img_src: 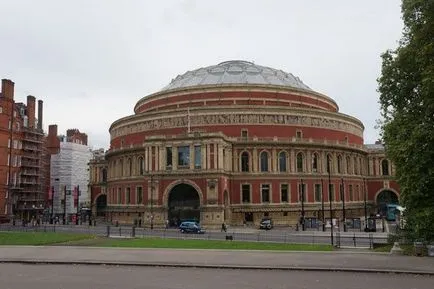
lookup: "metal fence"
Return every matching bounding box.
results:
[0,223,388,249]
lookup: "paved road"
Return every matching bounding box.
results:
[1,246,433,274]
[0,224,388,247]
[0,264,432,289]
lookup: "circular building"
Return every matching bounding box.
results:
[104,60,399,228]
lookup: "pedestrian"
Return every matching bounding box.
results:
[165,219,169,229]
[221,222,227,232]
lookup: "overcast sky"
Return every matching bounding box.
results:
[0,0,403,149]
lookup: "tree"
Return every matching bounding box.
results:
[378,0,434,242]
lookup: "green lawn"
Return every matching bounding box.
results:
[97,237,333,251]
[0,232,95,245]
[0,232,332,251]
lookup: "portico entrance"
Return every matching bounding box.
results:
[168,183,200,226]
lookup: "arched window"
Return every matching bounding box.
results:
[326,154,333,173]
[381,159,389,176]
[312,153,319,172]
[241,151,249,172]
[119,159,123,177]
[354,156,358,175]
[260,151,269,172]
[346,156,351,174]
[127,158,132,176]
[337,155,343,174]
[138,156,145,175]
[296,152,304,173]
[279,151,287,172]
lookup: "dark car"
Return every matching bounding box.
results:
[259,218,273,230]
[179,221,205,234]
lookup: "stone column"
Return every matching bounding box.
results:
[172,146,178,170]
[306,150,312,173]
[290,149,295,172]
[218,143,224,170]
[272,148,277,172]
[190,145,194,170]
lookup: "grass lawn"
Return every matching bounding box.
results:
[96,237,333,251]
[0,232,95,246]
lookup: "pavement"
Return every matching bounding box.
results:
[1,246,434,275]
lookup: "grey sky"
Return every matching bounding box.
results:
[0,0,403,149]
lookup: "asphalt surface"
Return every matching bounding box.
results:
[0,264,433,289]
[0,224,388,247]
[1,246,434,275]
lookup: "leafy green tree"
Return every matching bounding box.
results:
[378,0,434,242]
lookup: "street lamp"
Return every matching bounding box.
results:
[300,178,305,231]
[341,178,347,232]
[327,155,334,246]
[149,173,154,230]
[321,178,325,232]
[363,177,368,231]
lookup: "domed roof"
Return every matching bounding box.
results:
[161,60,312,92]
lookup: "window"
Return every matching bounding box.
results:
[166,147,173,168]
[381,159,389,176]
[354,156,358,175]
[278,151,287,172]
[328,184,335,201]
[241,129,248,139]
[194,145,201,169]
[126,187,131,204]
[260,151,269,172]
[138,157,145,175]
[117,188,122,204]
[339,184,344,202]
[346,156,351,174]
[298,183,306,202]
[312,153,319,172]
[296,153,304,172]
[241,184,250,203]
[102,169,107,182]
[314,184,322,202]
[136,186,143,204]
[241,151,249,172]
[177,145,190,167]
[326,154,333,173]
[296,130,302,138]
[349,184,353,201]
[261,184,270,203]
[127,158,132,176]
[337,155,343,174]
[281,184,289,203]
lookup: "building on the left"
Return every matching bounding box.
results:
[0,79,53,222]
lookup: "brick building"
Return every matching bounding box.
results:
[0,79,50,221]
[89,60,400,228]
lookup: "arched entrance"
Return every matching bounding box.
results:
[376,190,399,216]
[95,194,107,217]
[168,183,200,226]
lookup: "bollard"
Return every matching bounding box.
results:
[107,225,111,237]
[119,226,122,237]
[132,226,136,238]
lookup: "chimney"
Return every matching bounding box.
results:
[48,124,58,137]
[37,100,43,130]
[27,95,36,129]
[1,79,15,100]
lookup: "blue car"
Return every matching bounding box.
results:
[179,221,204,234]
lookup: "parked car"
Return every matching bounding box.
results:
[259,218,273,230]
[179,221,205,234]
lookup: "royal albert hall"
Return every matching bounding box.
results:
[99,60,400,228]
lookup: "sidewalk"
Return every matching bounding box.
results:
[0,246,433,275]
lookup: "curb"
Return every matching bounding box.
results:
[1,259,433,276]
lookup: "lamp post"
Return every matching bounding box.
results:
[150,173,154,230]
[341,178,346,232]
[327,155,333,246]
[363,178,368,231]
[321,178,325,232]
[300,178,305,231]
